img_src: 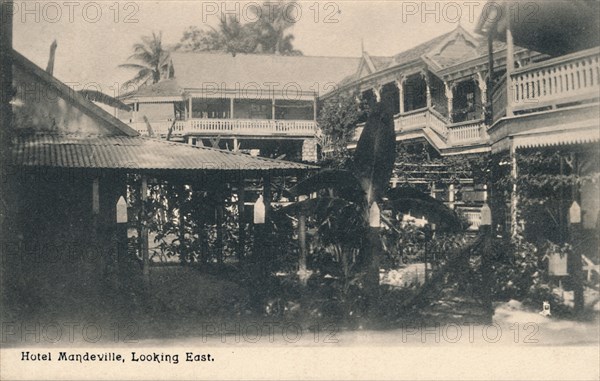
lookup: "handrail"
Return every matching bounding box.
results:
[396,107,429,118]
[512,46,600,76]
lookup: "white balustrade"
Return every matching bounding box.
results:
[394,108,428,132]
[457,207,483,230]
[447,120,487,145]
[508,47,600,113]
[131,118,317,137]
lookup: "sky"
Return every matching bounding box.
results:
[12,0,487,96]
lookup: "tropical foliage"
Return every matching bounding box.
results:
[119,31,171,89]
[176,1,302,56]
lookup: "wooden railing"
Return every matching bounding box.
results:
[511,47,600,111]
[457,206,483,231]
[394,108,429,132]
[129,118,318,137]
[428,109,449,138]
[447,119,487,145]
[492,47,600,123]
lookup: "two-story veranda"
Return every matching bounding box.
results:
[119,53,360,162]
[324,26,546,230]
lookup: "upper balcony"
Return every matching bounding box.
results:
[128,118,319,139]
[492,47,600,124]
[350,107,489,153]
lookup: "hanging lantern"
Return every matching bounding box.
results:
[116,196,128,224]
[254,195,265,224]
[481,202,492,226]
[568,201,581,224]
[369,202,381,228]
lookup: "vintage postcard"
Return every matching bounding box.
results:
[1,0,599,380]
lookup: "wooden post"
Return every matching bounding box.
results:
[445,82,454,122]
[263,174,271,221]
[568,201,584,313]
[179,184,186,263]
[271,98,276,120]
[115,191,128,289]
[140,175,149,287]
[262,174,272,277]
[396,77,405,114]
[188,97,193,119]
[505,5,515,117]
[448,184,455,210]
[313,97,317,121]
[487,32,495,124]
[215,189,224,267]
[366,202,382,318]
[237,181,246,261]
[425,73,432,108]
[480,203,494,324]
[510,142,518,237]
[298,205,308,284]
[229,97,234,119]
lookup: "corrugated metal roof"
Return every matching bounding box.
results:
[11,134,317,172]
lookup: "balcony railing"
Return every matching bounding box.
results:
[447,119,488,145]
[457,206,483,231]
[128,118,318,137]
[350,107,487,148]
[492,47,600,123]
[512,47,599,111]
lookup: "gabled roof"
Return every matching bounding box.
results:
[11,134,316,172]
[329,26,522,95]
[168,52,361,96]
[12,50,139,137]
[390,29,457,67]
[10,50,316,173]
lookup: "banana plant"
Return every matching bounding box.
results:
[281,102,464,317]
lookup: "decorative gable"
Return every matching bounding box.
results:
[424,27,481,70]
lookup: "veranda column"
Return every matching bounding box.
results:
[448,183,455,210]
[486,32,495,124]
[445,81,454,122]
[373,85,382,103]
[396,76,405,114]
[505,5,515,117]
[229,97,234,118]
[297,199,309,285]
[477,72,488,119]
[510,141,518,237]
[423,71,432,108]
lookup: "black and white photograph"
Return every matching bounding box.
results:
[0,1,599,380]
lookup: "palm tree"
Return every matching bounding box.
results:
[119,31,170,90]
[251,0,302,55]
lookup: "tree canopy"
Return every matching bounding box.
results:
[175,1,302,56]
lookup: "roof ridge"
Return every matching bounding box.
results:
[170,51,360,60]
[138,137,319,167]
[12,49,140,138]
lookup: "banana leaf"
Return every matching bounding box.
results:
[384,186,466,232]
[351,103,396,204]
